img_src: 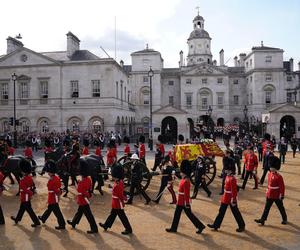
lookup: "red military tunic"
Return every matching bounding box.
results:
[47,175,62,205]
[139,143,146,159]
[245,153,258,171]
[8,146,15,156]
[124,145,130,155]
[111,180,127,209]
[266,172,285,200]
[24,147,33,159]
[177,178,190,206]
[82,146,89,155]
[76,177,92,206]
[19,175,34,202]
[95,147,102,157]
[159,143,165,157]
[221,175,238,204]
[107,147,117,166]
[44,146,54,154]
[262,140,274,157]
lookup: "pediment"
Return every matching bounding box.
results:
[269,103,300,113]
[0,47,60,67]
[153,105,188,115]
[182,64,226,76]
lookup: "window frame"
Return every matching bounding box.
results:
[71,80,79,98]
[92,80,101,97]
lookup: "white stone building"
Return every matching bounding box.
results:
[0,13,299,142]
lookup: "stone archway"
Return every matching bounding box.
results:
[280,115,296,140]
[161,116,178,144]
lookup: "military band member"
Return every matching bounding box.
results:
[99,163,132,235]
[152,155,177,204]
[191,156,211,199]
[67,160,98,234]
[11,159,40,227]
[207,163,245,232]
[38,160,66,230]
[125,154,151,205]
[241,147,258,190]
[255,155,287,226]
[166,160,205,234]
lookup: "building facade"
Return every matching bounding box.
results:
[0,13,299,141]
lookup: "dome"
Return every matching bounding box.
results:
[193,15,204,22]
[188,29,211,40]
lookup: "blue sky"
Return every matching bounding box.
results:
[0,0,299,67]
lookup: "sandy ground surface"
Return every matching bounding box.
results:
[0,151,299,250]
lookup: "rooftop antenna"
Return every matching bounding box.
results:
[100,46,111,58]
[15,33,22,39]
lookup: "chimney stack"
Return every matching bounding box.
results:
[213,60,217,66]
[120,60,124,67]
[239,53,246,67]
[179,50,183,67]
[289,58,294,72]
[66,32,80,58]
[6,36,23,54]
[234,56,238,67]
[219,49,224,66]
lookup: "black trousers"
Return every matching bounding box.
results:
[258,151,263,162]
[104,209,132,232]
[241,164,246,179]
[279,153,286,164]
[193,177,211,198]
[15,201,40,224]
[154,180,176,203]
[71,205,98,231]
[292,148,297,158]
[260,168,269,185]
[152,158,162,171]
[261,198,287,222]
[213,203,245,229]
[128,181,151,203]
[235,157,241,175]
[40,203,65,227]
[170,205,205,231]
[0,205,4,224]
[242,170,258,189]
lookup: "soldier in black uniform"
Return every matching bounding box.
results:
[191,156,211,199]
[125,154,151,205]
[151,143,163,172]
[220,150,236,195]
[290,137,297,158]
[259,145,274,185]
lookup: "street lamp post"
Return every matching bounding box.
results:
[148,67,154,150]
[11,73,17,148]
[206,105,213,137]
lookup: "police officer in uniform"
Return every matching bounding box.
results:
[38,160,66,230]
[67,160,98,234]
[191,156,211,199]
[125,154,151,205]
[11,159,40,227]
[255,155,287,226]
[99,163,132,235]
[166,160,205,234]
[207,161,245,232]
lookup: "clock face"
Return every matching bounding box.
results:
[21,54,28,62]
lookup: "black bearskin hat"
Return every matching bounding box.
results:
[25,140,31,147]
[108,139,116,148]
[264,133,271,141]
[139,135,145,143]
[45,160,56,173]
[83,139,89,147]
[19,159,32,174]
[123,136,130,144]
[180,160,191,177]
[44,138,51,147]
[178,134,184,142]
[80,159,89,177]
[158,134,163,142]
[227,162,236,174]
[269,155,281,170]
[111,163,124,179]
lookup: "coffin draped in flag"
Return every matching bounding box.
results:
[175,140,224,164]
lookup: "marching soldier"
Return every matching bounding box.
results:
[241,147,258,190]
[99,163,132,235]
[207,162,245,232]
[151,143,163,172]
[191,156,211,199]
[23,141,37,176]
[125,154,151,205]
[82,139,89,156]
[106,140,117,167]
[123,136,131,157]
[138,135,146,165]
[38,160,66,230]
[152,155,177,204]
[220,150,235,195]
[11,159,40,227]
[259,145,274,185]
[166,160,205,234]
[255,155,287,226]
[278,137,287,164]
[0,170,5,225]
[67,160,98,234]
[94,140,102,157]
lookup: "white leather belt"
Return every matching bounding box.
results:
[178,192,184,195]
[224,190,232,193]
[268,186,279,189]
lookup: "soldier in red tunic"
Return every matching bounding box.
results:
[158,134,165,158]
[166,160,205,234]
[241,147,258,190]
[38,160,66,230]
[94,140,102,157]
[123,136,131,157]
[107,140,117,167]
[255,155,287,225]
[23,141,37,176]
[138,135,146,165]
[11,159,40,227]
[0,170,5,224]
[82,139,89,156]
[67,160,98,234]
[207,162,245,232]
[99,163,132,235]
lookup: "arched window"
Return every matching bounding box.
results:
[263,84,275,107]
[67,117,82,132]
[197,88,212,110]
[41,120,49,133]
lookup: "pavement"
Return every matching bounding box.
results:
[0,145,299,249]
